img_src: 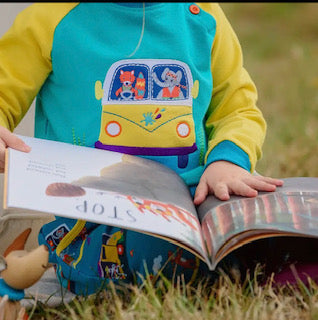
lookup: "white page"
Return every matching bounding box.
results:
[5,135,208,262]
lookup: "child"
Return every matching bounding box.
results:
[0,3,283,294]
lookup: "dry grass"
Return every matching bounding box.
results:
[31,271,318,320]
[29,3,318,319]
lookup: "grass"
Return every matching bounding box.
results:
[27,3,318,319]
[30,271,318,320]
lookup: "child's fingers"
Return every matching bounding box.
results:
[0,126,31,152]
[0,127,31,172]
[257,175,284,187]
[213,183,231,201]
[248,176,280,192]
[226,180,258,199]
[193,181,209,205]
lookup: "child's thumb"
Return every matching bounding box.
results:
[0,127,31,152]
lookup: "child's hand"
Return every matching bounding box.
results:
[0,126,31,172]
[194,160,284,205]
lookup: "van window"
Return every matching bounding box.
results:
[152,64,189,101]
[108,64,150,101]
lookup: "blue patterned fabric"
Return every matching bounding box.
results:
[0,278,24,301]
[38,218,213,295]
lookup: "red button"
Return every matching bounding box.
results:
[189,4,200,15]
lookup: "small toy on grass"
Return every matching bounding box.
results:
[0,228,50,320]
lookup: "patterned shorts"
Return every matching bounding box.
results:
[38,217,214,295]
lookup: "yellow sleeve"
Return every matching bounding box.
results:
[0,3,78,130]
[197,3,266,172]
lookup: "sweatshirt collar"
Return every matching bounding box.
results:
[114,2,158,7]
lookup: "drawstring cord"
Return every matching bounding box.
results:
[127,2,146,57]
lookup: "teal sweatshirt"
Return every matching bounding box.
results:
[0,3,266,186]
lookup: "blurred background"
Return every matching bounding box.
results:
[221,3,318,178]
[0,3,318,180]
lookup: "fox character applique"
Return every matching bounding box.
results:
[115,70,137,100]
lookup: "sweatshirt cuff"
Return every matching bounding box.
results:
[205,140,251,172]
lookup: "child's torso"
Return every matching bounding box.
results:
[35,3,216,180]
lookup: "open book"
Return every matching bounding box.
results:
[3,135,318,270]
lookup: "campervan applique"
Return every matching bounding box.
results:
[94,59,199,168]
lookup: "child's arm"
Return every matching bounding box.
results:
[194,161,283,205]
[201,3,265,174]
[0,4,77,170]
[0,4,58,133]
[0,4,54,171]
[194,4,283,203]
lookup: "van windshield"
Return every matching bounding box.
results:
[106,62,189,103]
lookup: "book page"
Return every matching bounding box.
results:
[4,135,207,262]
[197,178,318,269]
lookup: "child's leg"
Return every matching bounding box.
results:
[38,218,215,295]
[124,229,213,285]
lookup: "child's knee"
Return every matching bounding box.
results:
[125,230,211,284]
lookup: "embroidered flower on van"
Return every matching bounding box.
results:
[140,108,166,126]
[140,112,156,126]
